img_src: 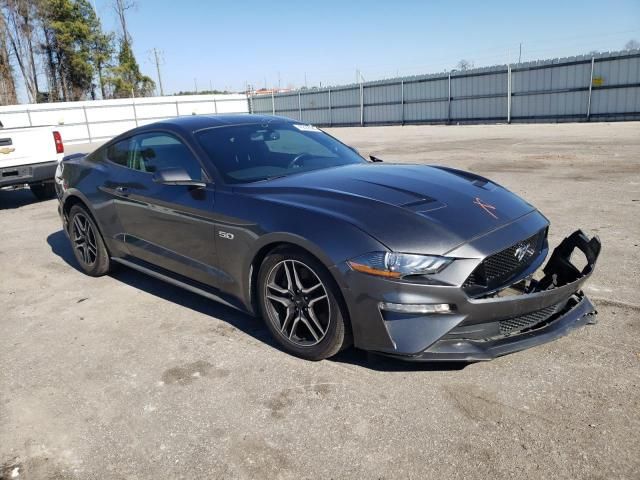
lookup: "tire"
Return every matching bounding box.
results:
[68,204,111,276]
[258,247,351,360]
[29,182,56,200]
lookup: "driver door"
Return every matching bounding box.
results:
[108,131,221,288]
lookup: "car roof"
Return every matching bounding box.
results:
[152,114,295,133]
[103,114,301,147]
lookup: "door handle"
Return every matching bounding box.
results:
[115,186,129,196]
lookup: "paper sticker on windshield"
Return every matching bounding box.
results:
[293,124,320,132]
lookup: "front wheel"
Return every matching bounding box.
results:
[258,248,351,360]
[68,204,112,276]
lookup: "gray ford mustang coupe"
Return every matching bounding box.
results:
[55,115,601,361]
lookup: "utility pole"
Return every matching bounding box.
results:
[152,48,164,96]
[518,42,522,63]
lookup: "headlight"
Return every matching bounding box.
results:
[347,252,453,279]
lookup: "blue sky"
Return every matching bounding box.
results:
[95,0,640,94]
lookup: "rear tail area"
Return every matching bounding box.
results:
[55,152,87,198]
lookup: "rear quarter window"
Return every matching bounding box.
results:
[105,138,131,166]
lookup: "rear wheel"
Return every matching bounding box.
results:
[258,248,351,360]
[68,204,111,276]
[29,182,56,200]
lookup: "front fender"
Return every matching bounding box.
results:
[213,190,388,314]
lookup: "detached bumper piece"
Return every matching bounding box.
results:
[386,230,601,362]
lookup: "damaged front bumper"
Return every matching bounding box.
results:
[340,229,602,362]
[408,293,596,361]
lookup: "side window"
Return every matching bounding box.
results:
[106,133,204,181]
[131,133,203,180]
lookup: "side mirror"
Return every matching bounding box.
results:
[369,155,384,163]
[152,167,206,187]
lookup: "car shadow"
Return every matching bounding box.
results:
[47,229,470,372]
[0,188,42,210]
[46,229,275,348]
[328,348,469,372]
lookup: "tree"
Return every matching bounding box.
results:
[91,29,113,99]
[3,0,41,102]
[40,14,60,101]
[38,0,101,101]
[0,0,150,103]
[109,0,154,98]
[625,39,640,50]
[108,39,153,97]
[113,0,132,44]
[456,59,473,71]
[36,0,117,101]
[0,10,17,104]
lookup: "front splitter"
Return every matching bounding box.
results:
[376,295,597,362]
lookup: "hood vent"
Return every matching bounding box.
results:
[400,197,448,214]
[432,165,497,191]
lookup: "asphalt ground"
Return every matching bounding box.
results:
[1,121,639,479]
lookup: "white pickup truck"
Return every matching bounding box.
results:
[0,122,64,200]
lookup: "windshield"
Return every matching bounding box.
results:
[195,122,366,184]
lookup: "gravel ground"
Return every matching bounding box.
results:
[1,121,639,479]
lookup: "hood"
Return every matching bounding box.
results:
[241,163,537,255]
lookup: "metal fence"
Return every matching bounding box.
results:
[251,50,640,126]
[0,93,249,144]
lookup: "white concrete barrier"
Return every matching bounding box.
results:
[0,94,249,144]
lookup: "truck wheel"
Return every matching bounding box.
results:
[30,182,56,200]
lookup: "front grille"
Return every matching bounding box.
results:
[499,304,558,335]
[463,229,546,293]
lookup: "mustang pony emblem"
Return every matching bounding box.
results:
[473,197,498,219]
[514,243,535,262]
[0,147,15,154]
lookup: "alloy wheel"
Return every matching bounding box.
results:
[72,213,98,266]
[264,260,331,347]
